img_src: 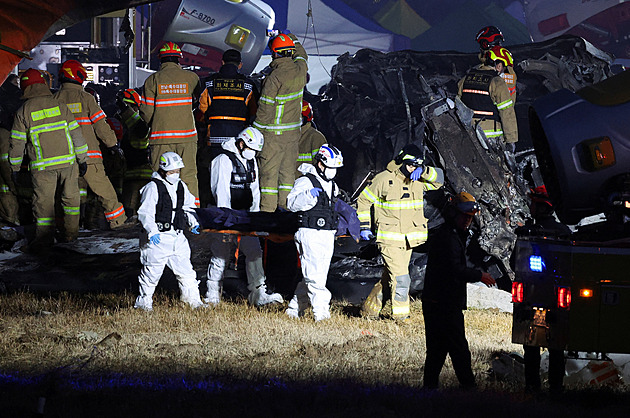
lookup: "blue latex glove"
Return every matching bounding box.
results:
[149,234,160,245]
[360,229,374,241]
[310,187,322,198]
[190,225,200,235]
[410,167,424,181]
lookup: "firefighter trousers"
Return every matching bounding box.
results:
[258,130,300,212]
[150,142,199,207]
[31,164,80,249]
[0,182,19,224]
[361,243,412,320]
[81,162,127,228]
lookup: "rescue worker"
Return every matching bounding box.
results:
[140,42,203,207]
[253,32,308,212]
[54,59,130,230]
[458,45,518,147]
[9,69,88,250]
[206,127,283,306]
[295,100,326,176]
[475,26,517,99]
[135,151,206,311]
[116,88,152,216]
[0,76,22,225]
[421,192,496,389]
[198,49,258,208]
[286,144,343,322]
[358,145,444,321]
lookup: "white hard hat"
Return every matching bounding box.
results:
[159,152,185,171]
[236,126,264,152]
[314,144,343,168]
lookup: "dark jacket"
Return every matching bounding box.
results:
[422,220,482,310]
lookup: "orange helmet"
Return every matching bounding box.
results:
[269,34,295,56]
[122,88,141,106]
[453,192,480,215]
[60,60,88,84]
[302,100,313,123]
[159,41,183,59]
[486,46,513,67]
[20,69,46,90]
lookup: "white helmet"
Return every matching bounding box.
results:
[237,127,264,152]
[159,152,185,171]
[314,144,343,168]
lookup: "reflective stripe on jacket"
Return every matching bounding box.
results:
[296,122,326,165]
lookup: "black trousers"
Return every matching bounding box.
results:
[523,345,565,392]
[422,300,476,389]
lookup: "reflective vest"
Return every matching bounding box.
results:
[299,173,338,230]
[152,178,187,232]
[460,69,500,121]
[221,150,256,211]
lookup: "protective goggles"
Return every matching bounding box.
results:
[401,156,423,167]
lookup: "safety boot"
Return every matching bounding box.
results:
[204,281,221,305]
[248,285,283,307]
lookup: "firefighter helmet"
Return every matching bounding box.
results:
[453,191,480,215]
[159,152,185,171]
[396,144,424,167]
[122,88,141,106]
[60,60,88,84]
[19,69,46,90]
[475,25,504,50]
[159,42,183,59]
[302,100,313,124]
[269,34,295,56]
[236,127,264,152]
[486,46,513,67]
[314,144,343,168]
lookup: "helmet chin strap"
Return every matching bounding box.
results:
[315,162,331,181]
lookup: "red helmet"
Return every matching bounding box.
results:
[529,185,553,207]
[475,25,504,50]
[159,41,183,59]
[302,100,313,124]
[20,69,46,90]
[106,118,124,141]
[269,34,295,56]
[486,46,513,67]
[60,60,88,84]
[122,88,141,106]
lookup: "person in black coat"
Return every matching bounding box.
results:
[421,191,496,389]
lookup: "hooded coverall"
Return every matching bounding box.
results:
[286,163,338,321]
[9,83,88,248]
[140,61,203,206]
[54,83,128,228]
[135,171,204,310]
[0,127,19,224]
[457,64,518,144]
[358,160,444,320]
[254,34,308,212]
[295,121,326,177]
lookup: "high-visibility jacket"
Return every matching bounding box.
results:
[140,61,202,144]
[458,64,518,144]
[9,83,88,171]
[296,122,326,167]
[54,82,117,165]
[357,160,443,247]
[253,41,308,135]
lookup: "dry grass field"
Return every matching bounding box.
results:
[1,290,630,417]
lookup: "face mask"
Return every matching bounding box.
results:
[242,148,256,160]
[165,173,180,184]
[324,168,337,180]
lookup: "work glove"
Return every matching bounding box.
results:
[78,162,88,177]
[360,229,374,241]
[109,144,125,159]
[310,187,322,198]
[410,166,424,181]
[149,234,161,245]
[190,225,200,235]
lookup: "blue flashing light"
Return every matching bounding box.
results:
[529,255,544,272]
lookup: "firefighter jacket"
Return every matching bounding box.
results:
[357,160,444,247]
[210,137,260,212]
[253,41,308,135]
[287,163,338,223]
[297,122,326,166]
[10,83,88,172]
[118,107,150,170]
[54,83,117,165]
[198,64,258,143]
[502,66,517,100]
[140,61,202,144]
[457,64,518,144]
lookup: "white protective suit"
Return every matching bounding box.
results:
[286,163,338,321]
[135,171,204,310]
[207,138,283,306]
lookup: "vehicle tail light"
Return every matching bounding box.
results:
[512,282,524,303]
[557,287,571,309]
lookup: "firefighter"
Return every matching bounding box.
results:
[116,88,152,216]
[421,192,496,389]
[9,69,88,251]
[0,76,22,225]
[198,49,259,208]
[54,59,130,230]
[295,100,326,176]
[140,42,203,207]
[358,144,444,321]
[253,32,308,212]
[206,127,283,306]
[135,152,206,311]
[458,46,518,147]
[475,26,517,100]
[286,144,343,322]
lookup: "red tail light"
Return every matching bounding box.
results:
[511,282,524,303]
[557,287,571,309]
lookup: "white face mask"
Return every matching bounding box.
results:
[324,168,337,180]
[242,148,256,160]
[165,173,180,184]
